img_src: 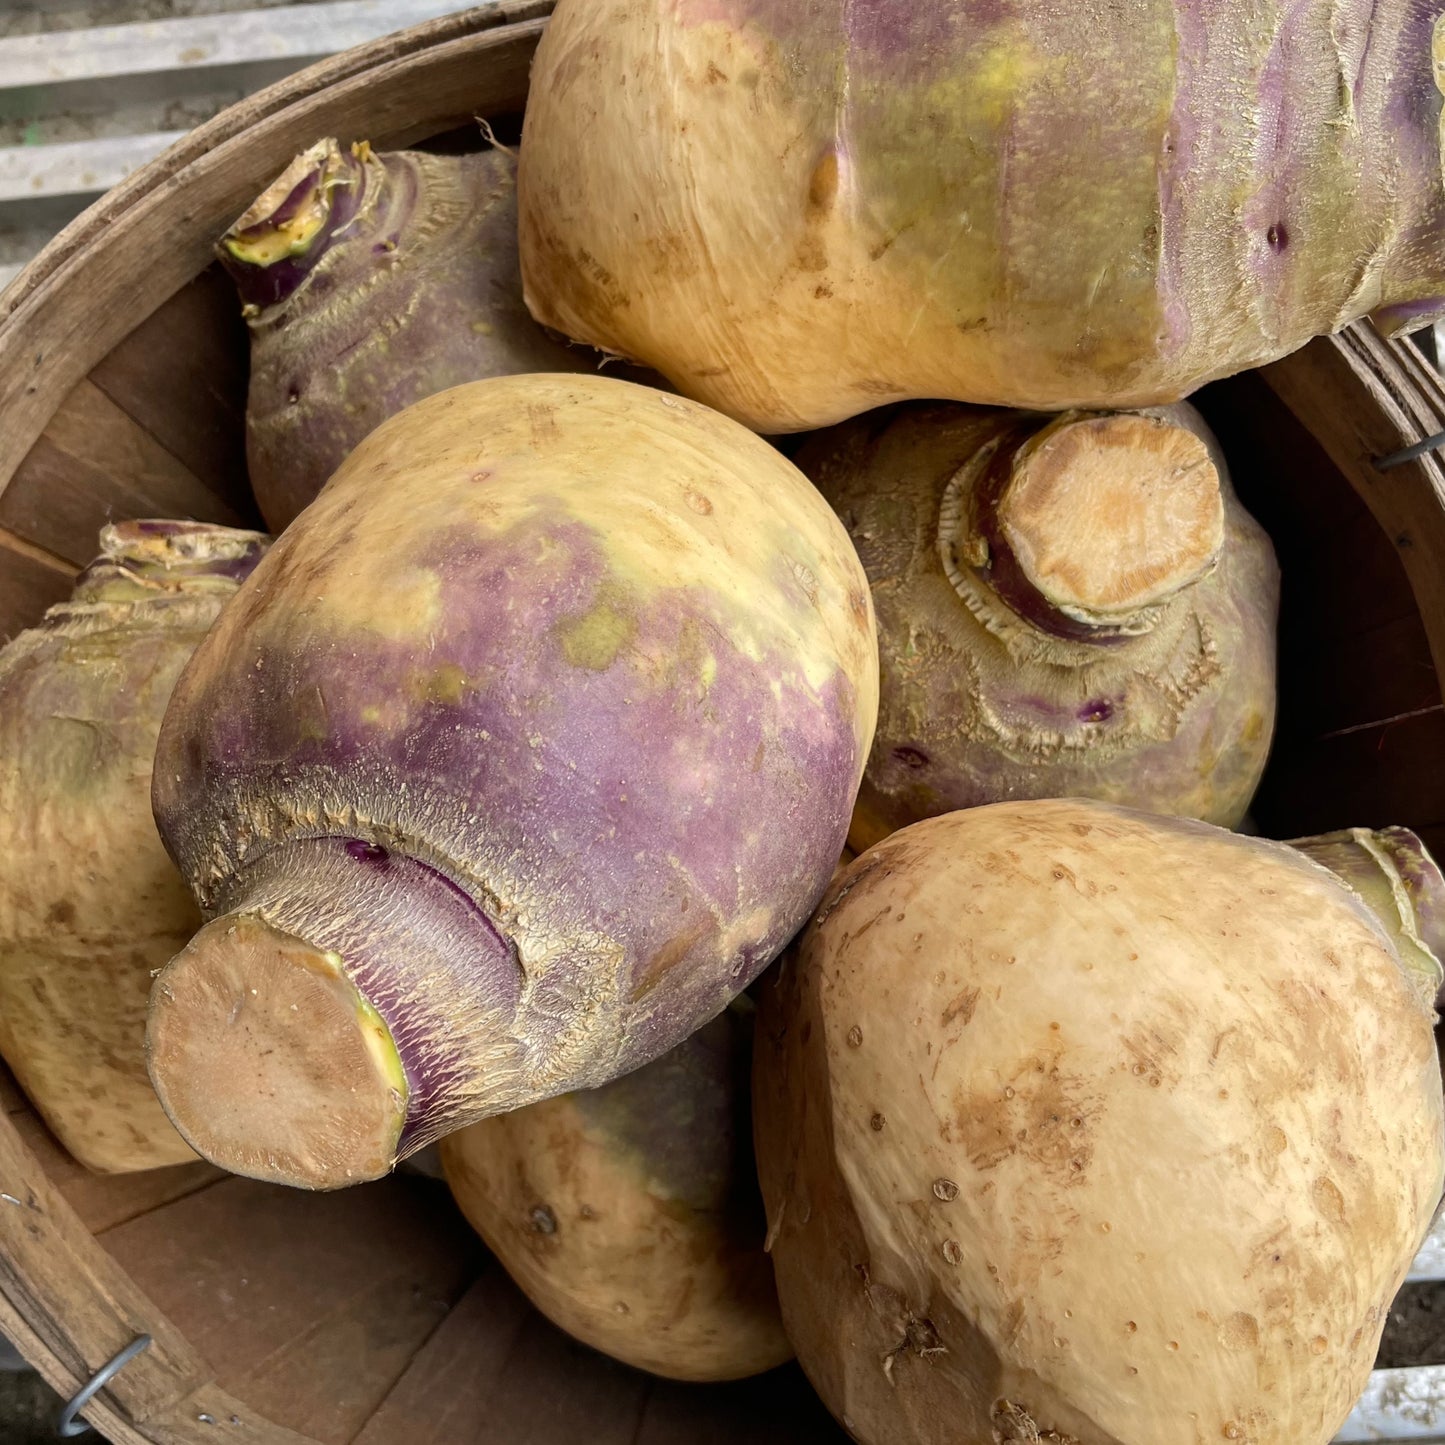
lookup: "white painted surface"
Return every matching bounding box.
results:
[1338,1367,1445,1442]
[1411,1214,1445,1284]
[0,129,178,202]
[0,1,466,87]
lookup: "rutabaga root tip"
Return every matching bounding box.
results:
[146,913,409,1191]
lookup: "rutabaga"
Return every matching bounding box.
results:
[219,139,637,532]
[519,0,1445,431]
[440,1005,790,1381]
[0,521,269,1174]
[754,799,1445,1445]
[147,373,878,1191]
[797,402,1279,848]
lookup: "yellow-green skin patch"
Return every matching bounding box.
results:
[520,0,1445,430]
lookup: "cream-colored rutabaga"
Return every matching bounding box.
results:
[147,374,878,1191]
[440,1006,790,1381]
[797,402,1279,848]
[754,800,1445,1445]
[519,0,1445,431]
[0,521,268,1174]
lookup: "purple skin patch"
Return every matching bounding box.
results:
[154,502,863,1129]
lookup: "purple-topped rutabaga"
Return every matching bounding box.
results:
[219,137,647,532]
[0,521,269,1174]
[518,0,1445,430]
[796,402,1279,848]
[146,373,878,1191]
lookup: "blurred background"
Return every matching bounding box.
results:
[0,0,470,291]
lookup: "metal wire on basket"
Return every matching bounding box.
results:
[55,1334,151,1439]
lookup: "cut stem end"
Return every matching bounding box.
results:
[147,913,408,1190]
[999,413,1225,625]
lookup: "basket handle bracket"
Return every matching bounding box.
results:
[55,1334,152,1439]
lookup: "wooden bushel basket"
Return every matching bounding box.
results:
[1,4,1444,1440]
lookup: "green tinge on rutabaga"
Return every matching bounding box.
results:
[0,521,268,1174]
[519,0,1445,431]
[218,137,644,532]
[754,800,1445,1445]
[145,373,878,1192]
[798,402,1279,849]
[1292,826,1445,1006]
[439,1004,790,1382]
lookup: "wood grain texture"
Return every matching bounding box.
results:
[8,1111,221,1237]
[1261,325,1445,687]
[103,1175,482,1442]
[0,1108,309,1444]
[322,1259,851,1445]
[0,9,548,505]
[0,526,75,641]
[352,1265,534,1445]
[86,266,255,516]
[358,1264,654,1444]
[0,379,254,565]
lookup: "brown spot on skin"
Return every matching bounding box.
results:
[684,488,713,515]
[1312,1176,1346,1224]
[45,900,75,926]
[704,61,728,83]
[807,150,840,213]
[630,919,714,1000]
[941,987,979,1027]
[526,402,560,446]
[794,235,829,273]
[953,1062,1101,1182]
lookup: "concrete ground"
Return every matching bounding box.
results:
[0,1367,65,1443]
